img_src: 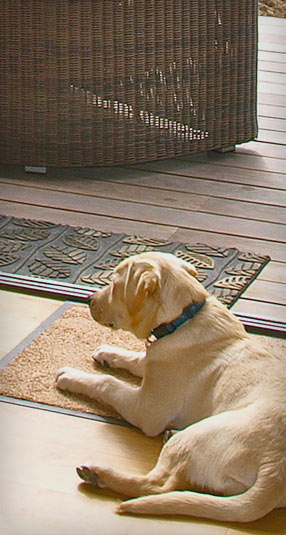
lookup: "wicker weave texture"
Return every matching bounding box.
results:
[0,1,258,167]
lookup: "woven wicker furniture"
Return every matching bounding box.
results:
[0,1,258,167]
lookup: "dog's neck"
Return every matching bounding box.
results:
[150,300,206,341]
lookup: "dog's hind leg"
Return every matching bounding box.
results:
[77,429,189,497]
[76,458,183,498]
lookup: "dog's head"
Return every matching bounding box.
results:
[89,252,208,339]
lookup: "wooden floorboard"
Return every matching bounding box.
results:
[0,16,285,328]
[236,140,285,158]
[258,261,286,284]
[258,50,286,63]
[232,299,285,324]
[0,199,176,241]
[256,128,286,144]
[259,117,286,132]
[258,43,285,54]
[258,61,286,74]
[0,182,284,243]
[132,159,285,189]
[258,92,286,106]
[258,80,286,94]
[1,166,284,203]
[4,402,222,535]
[259,71,286,86]
[258,105,286,120]
[240,279,285,306]
[179,151,285,174]
[0,176,284,220]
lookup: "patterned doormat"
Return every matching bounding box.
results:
[0,215,270,307]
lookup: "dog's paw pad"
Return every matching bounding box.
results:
[92,355,111,368]
[76,465,98,486]
[92,346,116,368]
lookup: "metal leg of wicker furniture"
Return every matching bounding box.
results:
[214,146,236,153]
[24,166,47,174]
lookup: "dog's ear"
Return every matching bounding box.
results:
[135,267,161,297]
[123,261,161,313]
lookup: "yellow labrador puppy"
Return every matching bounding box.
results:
[56,252,286,522]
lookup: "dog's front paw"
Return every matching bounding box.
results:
[56,367,86,392]
[92,344,118,368]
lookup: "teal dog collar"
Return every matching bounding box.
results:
[152,301,205,340]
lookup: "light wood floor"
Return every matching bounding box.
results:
[0,15,285,535]
[1,290,286,535]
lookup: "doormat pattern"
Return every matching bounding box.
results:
[1,303,285,428]
[0,215,270,306]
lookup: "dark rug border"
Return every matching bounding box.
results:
[0,395,133,429]
[0,301,134,429]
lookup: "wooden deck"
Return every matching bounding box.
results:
[0,15,285,330]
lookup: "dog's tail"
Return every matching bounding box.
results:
[117,466,283,523]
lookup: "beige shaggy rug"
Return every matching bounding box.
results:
[0,304,285,425]
[0,305,144,422]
